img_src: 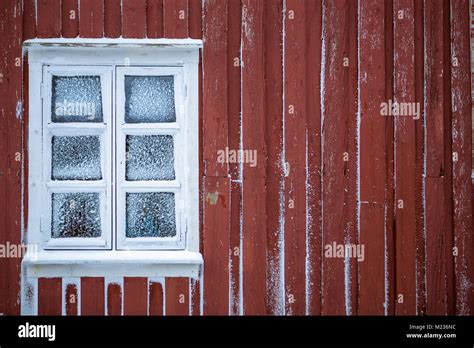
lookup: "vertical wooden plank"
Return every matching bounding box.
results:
[202,0,230,315]
[284,0,307,316]
[122,0,146,38]
[147,0,164,38]
[188,0,202,39]
[149,281,164,316]
[241,0,267,315]
[81,277,105,315]
[38,278,62,315]
[37,0,61,38]
[203,177,230,314]
[393,0,417,315]
[414,0,427,316]
[166,278,189,315]
[65,283,78,316]
[0,0,9,316]
[79,0,104,38]
[190,278,201,315]
[450,0,474,315]
[228,0,242,316]
[62,0,79,38]
[424,0,452,315]
[264,0,284,316]
[6,0,23,315]
[163,0,188,38]
[359,0,388,315]
[202,0,228,177]
[320,0,358,315]
[23,0,37,40]
[107,282,122,316]
[104,0,121,38]
[123,277,147,315]
[304,0,322,317]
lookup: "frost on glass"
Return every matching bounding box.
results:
[51,75,103,122]
[126,135,175,181]
[51,192,101,238]
[125,75,176,123]
[52,135,102,181]
[126,192,176,238]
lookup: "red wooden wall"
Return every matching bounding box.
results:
[0,0,473,316]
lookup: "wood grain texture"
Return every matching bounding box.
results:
[358,0,388,315]
[38,278,62,315]
[394,0,417,315]
[147,0,164,38]
[65,283,78,316]
[81,277,105,315]
[104,0,121,38]
[79,0,104,38]
[450,0,474,315]
[241,0,267,315]
[122,0,146,38]
[203,177,230,314]
[284,0,307,316]
[149,281,164,316]
[124,277,148,315]
[163,0,188,38]
[37,0,61,38]
[166,278,189,315]
[107,282,122,316]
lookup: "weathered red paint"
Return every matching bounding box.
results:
[0,0,472,317]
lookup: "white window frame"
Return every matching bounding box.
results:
[22,39,203,279]
[116,67,185,250]
[42,65,112,249]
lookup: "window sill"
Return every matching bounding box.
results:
[22,250,203,279]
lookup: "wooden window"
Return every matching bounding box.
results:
[23,39,202,278]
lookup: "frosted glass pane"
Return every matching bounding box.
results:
[126,192,176,238]
[52,136,102,180]
[126,135,175,181]
[125,76,176,123]
[52,192,101,238]
[52,75,103,122]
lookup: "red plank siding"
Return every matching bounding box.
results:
[65,283,78,316]
[264,0,284,316]
[79,0,104,38]
[451,0,474,315]
[228,0,242,316]
[163,0,188,39]
[23,0,37,40]
[81,277,105,315]
[320,0,358,315]
[188,0,202,39]
[62,0,79,38]
[124,277,148,315]
[38,278,62,315]
[0,0,9,316]
[358,0,388,315]
[241,0,267,315]
[107,282,122,316]
[6,0,23,315]
[202,0,228,177]
[122,0,146,38]
[394,0,417,315]
[147,0,164,38]
[284,0,307,316]
[37,0,61,38]
[166,278,189,315]
[203,177,230,314]
[104,0,121,38]
[149,281,164,316]
[424,0,451,315]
